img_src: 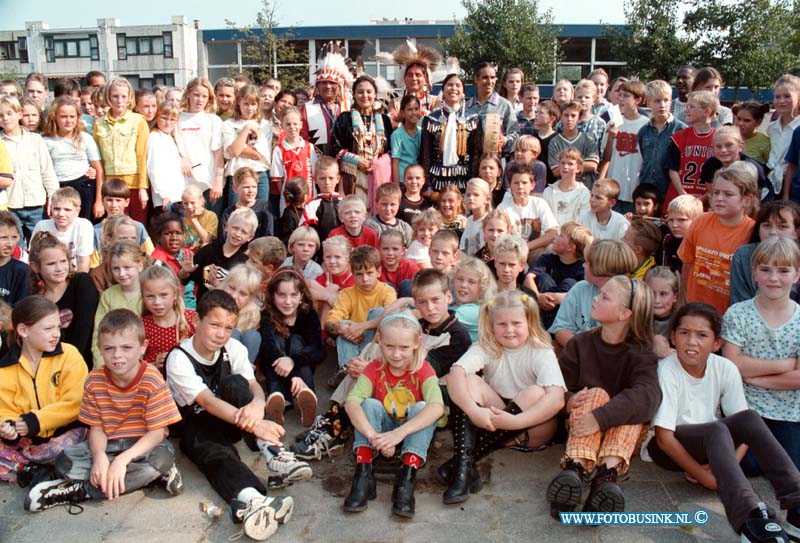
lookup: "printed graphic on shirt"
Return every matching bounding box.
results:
[692,245,734,297]
[615,132,639,157]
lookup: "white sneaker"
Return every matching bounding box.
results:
[265,446,312,482]
[230,495,293,540]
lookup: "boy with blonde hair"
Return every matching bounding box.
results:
[602,80,648,213]
[573,79,606,155]
[180,206,256,300]
[502,135,547,194]
[181,184,218,250]
[365,183,412,246]
[329,195,379,249]
[664,90,718,208]
[282,226,323,280]
[31,187,94,273]
[578,178,629,241]
[658,194,703,273]
[543,148,591,224]
[309,235,354,323]
[219,167,275,241]
[638,80,687,197]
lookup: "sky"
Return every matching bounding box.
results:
[1,0,627,30]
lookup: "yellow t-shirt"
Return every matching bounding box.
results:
[0,140,12,210]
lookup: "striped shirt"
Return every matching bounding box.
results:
[79,363,181,440]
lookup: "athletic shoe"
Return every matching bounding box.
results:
[230,495,293,540]
[25,479,89,512]
[266,446,313,482]
[266,392,286,426]
[162,465,184,495]
[291,421,346,460]
[295,388,318,427]
[741,503,789,543]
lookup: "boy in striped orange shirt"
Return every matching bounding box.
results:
[25,309,183,512]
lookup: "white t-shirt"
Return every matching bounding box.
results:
[652,352,748,431]
[166,337,254,407]
[459,215,485,256]
[31,218,94,271]
[498,195,559,242]
[767,116,800,195]
[405,239,430,267]
[176,111,223,190]
[455,342,566,399]
[146,130,186,206]
[222,118,272,175]
[578,210,629,241]
[43,132,101,182]
[602,114,649,202]
[542,181,591,225]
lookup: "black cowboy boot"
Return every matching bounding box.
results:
[437,402,525,484]
[343,462,376,513]
[391,464,417,518]
[583,463,625,513]
[546,458,589,519]
[442,406,482,504]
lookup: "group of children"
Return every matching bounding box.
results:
[0,63,799,542]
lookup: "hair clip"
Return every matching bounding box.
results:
[520,294,529,304]
[486,299,494,307]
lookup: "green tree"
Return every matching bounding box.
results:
[606,0,693,81]
[443,0,560,81]
[683,0,797,92]
[226,0,307,89]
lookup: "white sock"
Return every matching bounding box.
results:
[237,487,264,504]
[257,439,277,461]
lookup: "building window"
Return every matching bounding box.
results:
[123,73,175,89]
[44,35,100,61]
[0,41,18,61]
[17,37,28,63]
[117,32,173,58]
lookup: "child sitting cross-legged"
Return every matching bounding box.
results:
[648,302,800,542]
[546,276,660,517]
[343,311,444,518]
[524,222,592,329]
[439,290,566,504]
[165,290,302,541]
[25,309,183,512]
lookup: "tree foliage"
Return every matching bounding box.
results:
[683,0,797,91]
[226,0,307,89]
[444,0,560,81]
[605,0,692,81]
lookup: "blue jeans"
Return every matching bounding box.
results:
[203,188,224,218]
[232,329,261,365]
[336,307,384,368]
[741,417,800,476]
[11,205,44,246]
[56,438,176,500]
[353,398,437,460]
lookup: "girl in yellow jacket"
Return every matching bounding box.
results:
[0,296,87,484]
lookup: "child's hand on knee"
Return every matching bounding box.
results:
[90,454,109,491]
[566,387,589,413]
[570,412,600,438]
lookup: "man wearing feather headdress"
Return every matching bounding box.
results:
[378,40,443,122]
[301,41,354,156]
